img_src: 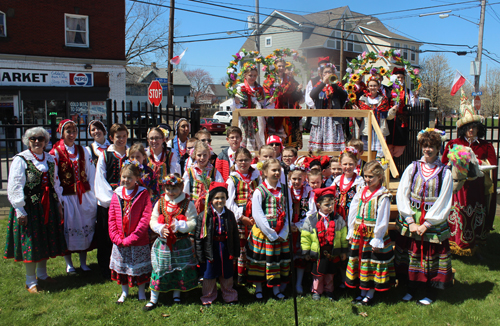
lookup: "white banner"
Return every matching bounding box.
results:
[0,69,93,87]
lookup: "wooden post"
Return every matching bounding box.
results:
[367,111,372,161]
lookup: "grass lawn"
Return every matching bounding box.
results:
[1,217,500,325]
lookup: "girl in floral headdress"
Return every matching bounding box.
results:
[50,119,97,274]
[167,119,190,175]
[182,140,223,214]
[87,120,110,166]
[231,62,268,151]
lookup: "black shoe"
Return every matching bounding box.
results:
[173,297,181,304]
[351,296,363,304]
[273,292,287,300]
[255,291,263,300]
[359,297,374,306]
[326,292,338,301]
[142,302,157,311]
[227,301,238,305]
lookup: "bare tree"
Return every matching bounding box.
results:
[420,54,459,117]
[185,69,214,104]
[482,67,500,117]
[126,0,180,65]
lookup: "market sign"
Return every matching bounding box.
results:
[0,69,93,87]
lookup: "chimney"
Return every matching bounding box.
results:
[151,62,157,69]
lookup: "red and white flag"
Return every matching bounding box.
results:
[170,48,187,65]
[450,70,466,96]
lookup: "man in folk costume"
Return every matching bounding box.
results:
[386,67,419,158]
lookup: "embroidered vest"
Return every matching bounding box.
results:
[409,161,447,212]
[105,150,127,190]
[147,149,172,177]
[230,174,259,206]
[354,189,392,229]
[188,166,216,200]
[21,157,58,205]
[256,184,286,230]
[56,145,91,196]
[158,195,190,226]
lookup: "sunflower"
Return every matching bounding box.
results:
[350,74,360,82]
[346,83,355,91]
[380,68,387,75]
[230,61,237,65]
[348,93,357,101]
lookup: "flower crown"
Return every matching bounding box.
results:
[417,128,447,142]
[318,63,335,71]
[289,163,308,172]
[340,146,358,158]
[379,158,389,170]
[162,174,183,186]
[123,159,144,171]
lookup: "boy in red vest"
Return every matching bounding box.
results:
[215,126,243,181]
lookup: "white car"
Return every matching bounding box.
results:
[213,111,232,125]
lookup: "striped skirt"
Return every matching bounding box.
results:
[237,221,250,284]
[246,225,291,287]
[346,227,395,291]
[149,236,199,293]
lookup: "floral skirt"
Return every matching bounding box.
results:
[246,225,290,287]
[237,220,250,284]
[309,118,345,152]
[362,131,384,158]
[111,271,150,287]
[149,236,199,293]
[240,116,266,152]
[109,243,152,285]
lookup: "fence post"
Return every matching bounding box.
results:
[106,99,112,131]
[191,108,201,137]
[423,100,430,129]
[50,114,57,147]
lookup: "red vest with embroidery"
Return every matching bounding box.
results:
[55,144,91,196]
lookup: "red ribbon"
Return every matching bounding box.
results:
[338,174,357,220]
[40,172,50,225]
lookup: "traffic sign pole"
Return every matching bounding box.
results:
[148,80,163,107]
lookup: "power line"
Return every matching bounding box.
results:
[483,52,500,66]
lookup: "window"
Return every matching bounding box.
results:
[403,44,408,60]
[265,37,272,47]
[184,96,187,103]
[65,14,89,47]
[410,46,416,61]
[394,42,400,50]
[0,11,6,37]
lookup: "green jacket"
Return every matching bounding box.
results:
[301,213,349,260]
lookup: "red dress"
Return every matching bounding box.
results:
[442,137,497,255]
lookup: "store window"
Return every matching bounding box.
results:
[65,14,89,47]
[0,11,6,37]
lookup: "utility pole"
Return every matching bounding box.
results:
[255,0,260,83]
[339,18,344,80]
[167,0,175,110]
[474,0,486,92]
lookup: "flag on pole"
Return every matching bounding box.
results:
[170,48,187,65]
[450,70,466,96]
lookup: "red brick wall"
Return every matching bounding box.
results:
[0,0,125,60]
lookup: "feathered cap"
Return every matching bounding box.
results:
[456,89,484,129]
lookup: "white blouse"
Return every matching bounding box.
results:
[95,144,128,208]
[396,158,453,226]
[150,192,197,236]
[252,180,292,242]
[291,184,317,230]
[8,150,62,218]
[333,174,365,192]
[226,169,261,221]
[346,186,391,249]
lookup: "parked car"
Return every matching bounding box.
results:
[213,111,232,125]
[200,118,226,135]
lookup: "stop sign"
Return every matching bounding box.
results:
[148,80,163,106]
[474,95,481,111]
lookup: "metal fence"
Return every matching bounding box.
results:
[0,101,200,189]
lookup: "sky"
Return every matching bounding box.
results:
[135,0,500,90]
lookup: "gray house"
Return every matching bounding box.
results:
[126,63,192,109]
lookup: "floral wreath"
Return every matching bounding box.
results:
[289,163,309,173]
[343,49,422,104]
[123,159,144,171]
[162,174,183,186]
[339,146,358,159]
[417,127,447,142]
[225,49,266,97]
[263,48,309,100]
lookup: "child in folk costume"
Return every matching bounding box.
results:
[347,139,365,176]
[128,144,157,203]
[215,126,243,182]
[95,123,129,279]
[182,141,223,214]
[87,120,110,166]
[247,159,292,300]
[395,129,453,305]
[108,161,152,303]
[195,183,240,306]
[334,147,365,221]
[324,157,342,187]
[226,148,261,284]
[307,169,323,190]
[50,119,97,274]
[288,164,316,294]
[166,118,191,175]
[346,161,395,306]
[307,58,347,152]
[354,76,395,158]
[231,62,268,151]
[301,187,348,301]
[144,174,199,311]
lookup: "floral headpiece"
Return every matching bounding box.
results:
[340,146,358,156]
[289,163,308,172]
[378,158,389,170]
[256,161,264,171]
[417,128,447,142]
[318,62,335,71]
[447,145,472,175]
[123,159,144,171]
[162,174,183,186]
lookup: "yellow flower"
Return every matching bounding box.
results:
[351,74,360,82]
[380,68,387,75]
[230,61,237,65]
[349,93,357,100]
[346,83,355,91]
[256,161,263,171]
[225,82,230,88]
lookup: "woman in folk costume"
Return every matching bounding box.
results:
[86,120,110,166]
[108,161,152,303]
[246,159,292,300]
[354,76,395,158]
[346,161,395,306]
[166,118,191,175]
[442,90,497,256]
[50,119,97,274]
[395,129,453,306]
[4,127,67,293]
[263,58,304,148]
[308,59,348,152]
[231,62,268,151]
[195,182,240,306]
[146,126,181,204]
[182,140,223,214]
[226,147,261,284]
[144,174,199,311]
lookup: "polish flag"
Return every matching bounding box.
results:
[450,71,466,96]
[170,48,187,65]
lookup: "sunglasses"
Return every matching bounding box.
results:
[270,143,281,147]
[29,136,46,142]
[200,139,212,143]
